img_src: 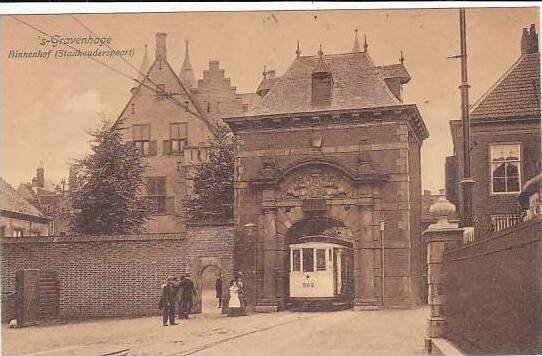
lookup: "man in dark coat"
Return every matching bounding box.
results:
[159,276,178,326]
[215,273,223,308]
[179,274,196,319]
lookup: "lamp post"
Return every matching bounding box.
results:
[459,8,475,227]
[380,216,385,307]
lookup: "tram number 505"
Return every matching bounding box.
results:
[303,282,315,288]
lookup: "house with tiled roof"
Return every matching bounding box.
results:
[0,177,50,237]
[446,24,541,233]
[113,33,258,233]
[224,32,428,310]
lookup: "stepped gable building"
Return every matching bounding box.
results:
[224,35,428,310]
[114,33,257,233]
[447,24,541,232]
[1,177,50,237]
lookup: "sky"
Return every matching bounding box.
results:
[1,6,539,192]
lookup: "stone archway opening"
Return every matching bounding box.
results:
[200,265,222,314]
[285,217,355,311]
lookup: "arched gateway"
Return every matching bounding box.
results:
[224,44,428,311]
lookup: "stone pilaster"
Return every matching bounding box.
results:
[354,206,379,310]
[255,206,279,312]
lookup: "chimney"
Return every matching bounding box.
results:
[521,25,539,55]
[529,24,539,53]
[155,32,167,60]
[267,70,276,79]
[36,165,44,188]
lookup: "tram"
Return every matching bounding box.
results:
[288,235,354,311]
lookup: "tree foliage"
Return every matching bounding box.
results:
[69,119,150,235]
[186,124,235,222]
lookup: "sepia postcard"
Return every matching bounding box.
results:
[0,3,540,355]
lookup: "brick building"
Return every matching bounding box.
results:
[17,164,70,236]
[224,36,428,310]
[114,33,258,233]
[0,177,50,237]
[447,24,541,232]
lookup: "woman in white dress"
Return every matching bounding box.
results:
[228,280,241,317]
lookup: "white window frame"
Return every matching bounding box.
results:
[489,143,522,196]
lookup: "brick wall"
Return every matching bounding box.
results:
[1,225,234,320]
[442,218,542,354]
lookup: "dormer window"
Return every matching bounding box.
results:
[311,47,333,106]
[311,71,333,105]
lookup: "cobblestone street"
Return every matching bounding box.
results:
[2,307,428,355]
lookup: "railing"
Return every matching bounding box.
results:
[491,214,522,232]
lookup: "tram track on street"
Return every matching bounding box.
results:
[164,312,324,356]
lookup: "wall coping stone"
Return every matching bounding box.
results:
[444,216,541,256]
[1,233,185,244]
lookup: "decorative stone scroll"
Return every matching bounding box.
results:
[280,166,352,199]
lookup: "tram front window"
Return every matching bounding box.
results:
[316,249,326,271]
[292,249,301,271]
[303,248,314,272]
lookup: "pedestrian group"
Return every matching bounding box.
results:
[159,272,246,326]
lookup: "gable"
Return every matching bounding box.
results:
[116,57,216,146]
[470,53,541,120]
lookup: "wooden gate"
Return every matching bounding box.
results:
[14,269,59,326]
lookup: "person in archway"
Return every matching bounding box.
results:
[227,279,241,317]
[179,274,196,319]
[215,273,223,308]
[159,276,178,326]
[234,272,246,315]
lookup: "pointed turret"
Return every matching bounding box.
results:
[179,40,196,88]
[352,29,361,53]
[138,44,150,81]
[313,45,331,74]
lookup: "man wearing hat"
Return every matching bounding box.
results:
[159,276,178,326]
[179,274,196,319]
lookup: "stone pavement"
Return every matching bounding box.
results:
[2,307,429,355]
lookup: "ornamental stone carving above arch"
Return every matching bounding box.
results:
[280,165,353,199]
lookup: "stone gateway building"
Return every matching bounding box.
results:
[225,38,428,311]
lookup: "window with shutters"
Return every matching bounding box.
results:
[147,176,168,214]
[490,144,521,194]
[133,124,151,156]
[13,228,24,237]
[169,122,188,155]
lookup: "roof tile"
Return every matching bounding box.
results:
[470,53,541,120]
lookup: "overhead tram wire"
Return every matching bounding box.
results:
[9,16,201,120]
[70,16,163,94]
[69,15,205,121]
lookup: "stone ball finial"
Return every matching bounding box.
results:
[429,189,456,227]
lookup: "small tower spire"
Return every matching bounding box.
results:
[399,50,405,65]
[296,40,301,59]
[179,39,196,88]
[138,44,150,81]
[352,29,361,53]
[263,65,267,78]
[363,34,368,52]
[318,44,323,58]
